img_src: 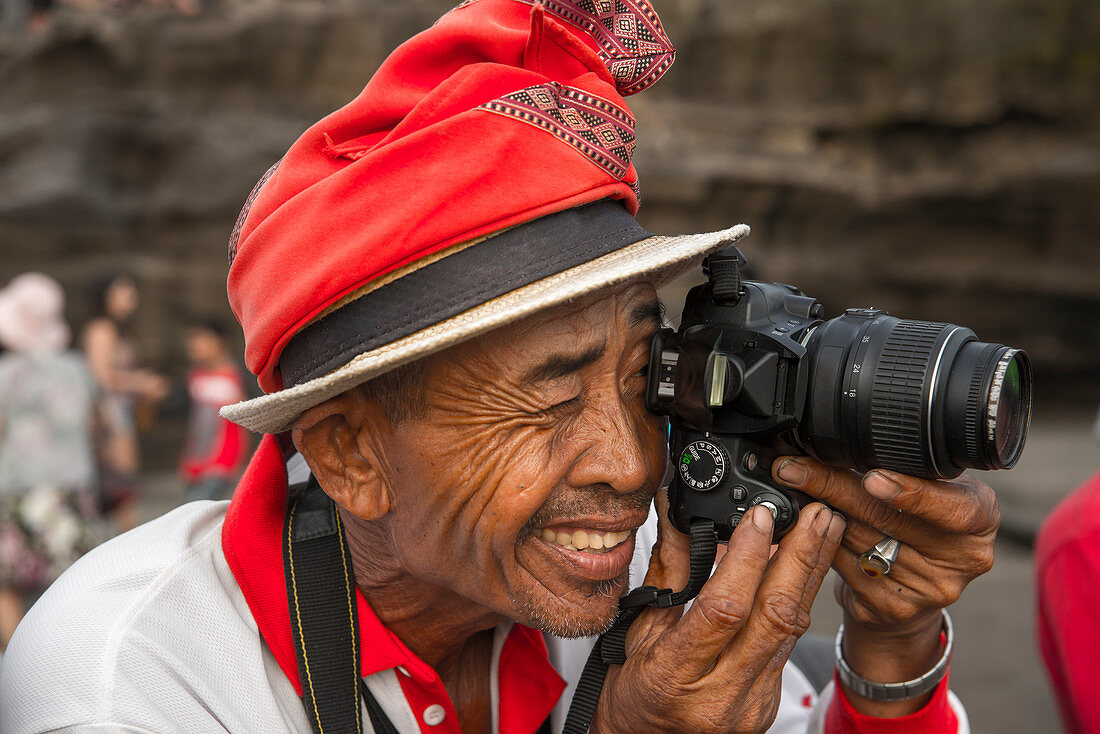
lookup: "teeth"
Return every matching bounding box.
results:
[541,528,630,553]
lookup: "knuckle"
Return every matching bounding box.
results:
[951,481,1001,533]
[948,501,983,532]
[697,595,751,634]
[822,467,858,499]
[865,499,901,531]
[968,543,996,576]
[931,577,966,608]
[982,490,1002,531]
[758,589,806,638]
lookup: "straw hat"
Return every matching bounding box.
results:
[221,0,748,434]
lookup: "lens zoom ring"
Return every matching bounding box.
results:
[964,343,1001,467]
[869,320,945,475]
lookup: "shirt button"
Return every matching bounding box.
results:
[423,704,446,726]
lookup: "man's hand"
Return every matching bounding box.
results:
[592,492,845,734]
[772,456,999,716]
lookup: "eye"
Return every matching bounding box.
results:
[544,395,582,414]
[623,359,649,386]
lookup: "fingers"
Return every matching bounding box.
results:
[730,505,844,666]
[838,513,994,578]
[665,503,844,682]
[628,489,693,655]
[773,456,1000,538]
[831,514,994,622]
[863,469,1000,536]
[659,504,775,678]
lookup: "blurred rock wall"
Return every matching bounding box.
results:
[1,0,1098,416]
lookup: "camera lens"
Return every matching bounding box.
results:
[799,314,1032,479]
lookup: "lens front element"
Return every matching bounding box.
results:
[987,349,1031,469]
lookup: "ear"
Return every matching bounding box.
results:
[291,387,394,521]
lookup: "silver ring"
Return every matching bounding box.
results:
[859,536,900,577]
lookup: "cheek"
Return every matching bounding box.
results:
[393,421,566,556]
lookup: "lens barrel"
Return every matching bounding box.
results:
[800,311,1032,479]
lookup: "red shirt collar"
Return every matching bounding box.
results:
[221,435,565,725]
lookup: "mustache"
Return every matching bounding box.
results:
[520,484,655,540]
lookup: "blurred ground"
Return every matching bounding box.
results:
[135,411,1098,733]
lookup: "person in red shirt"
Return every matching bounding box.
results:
[1036,468,1100,734]
[180,319,250,502]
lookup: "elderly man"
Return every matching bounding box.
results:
[0,1,999,732]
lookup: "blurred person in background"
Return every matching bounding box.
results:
[0,273,105,651]
[179,317,249,503]
[82,273,168,531]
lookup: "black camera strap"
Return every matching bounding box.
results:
[562,518,717,734]
[284,477,380,734]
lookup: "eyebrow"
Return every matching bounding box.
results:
[630,299,665,329]
[522,341,607,385]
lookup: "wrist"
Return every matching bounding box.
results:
[841,608,943,663]
[837,609,950,717]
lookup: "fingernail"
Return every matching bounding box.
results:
[827,512,847,542]
[812,505,831,535]
[751,504,773,533]
[864,471,901,502]
[777,458,808,486]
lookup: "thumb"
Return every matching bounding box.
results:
[624,489,691,655]
[642,488,692,592]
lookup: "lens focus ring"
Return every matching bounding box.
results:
[868,320,944,476]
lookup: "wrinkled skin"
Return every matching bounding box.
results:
[293,281,1001,733]
[367,283,668,637]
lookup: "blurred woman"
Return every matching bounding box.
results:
[0,274,104,650]
[82,274,167,531]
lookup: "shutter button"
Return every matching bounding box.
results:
[423,704,446,726]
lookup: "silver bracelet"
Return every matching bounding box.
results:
[834,609,953,702]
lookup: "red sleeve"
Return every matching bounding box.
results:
[1037,536,1100,734]
[825,672,958,734]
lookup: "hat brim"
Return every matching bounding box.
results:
[221,224,749,434]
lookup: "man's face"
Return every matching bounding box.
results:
[377,283,667,637]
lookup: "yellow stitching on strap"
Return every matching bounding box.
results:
[334,510,362,731]
[288,502,325,732]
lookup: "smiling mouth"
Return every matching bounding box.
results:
[538,528,631,553]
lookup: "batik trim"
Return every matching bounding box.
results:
[228,159,281,266]
[517,0,675,95]
[479,82,637,180]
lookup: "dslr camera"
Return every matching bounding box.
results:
[645,246,1032,541]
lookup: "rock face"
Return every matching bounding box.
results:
[1,0,1098,414]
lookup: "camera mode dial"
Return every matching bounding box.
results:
[678,440,728,491]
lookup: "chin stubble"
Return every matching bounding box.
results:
[515,573,629,639]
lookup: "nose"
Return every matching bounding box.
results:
[567,389,656,494]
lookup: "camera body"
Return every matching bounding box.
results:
[646,246,1031,542]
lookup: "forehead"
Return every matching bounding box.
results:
[450,282,659,365]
